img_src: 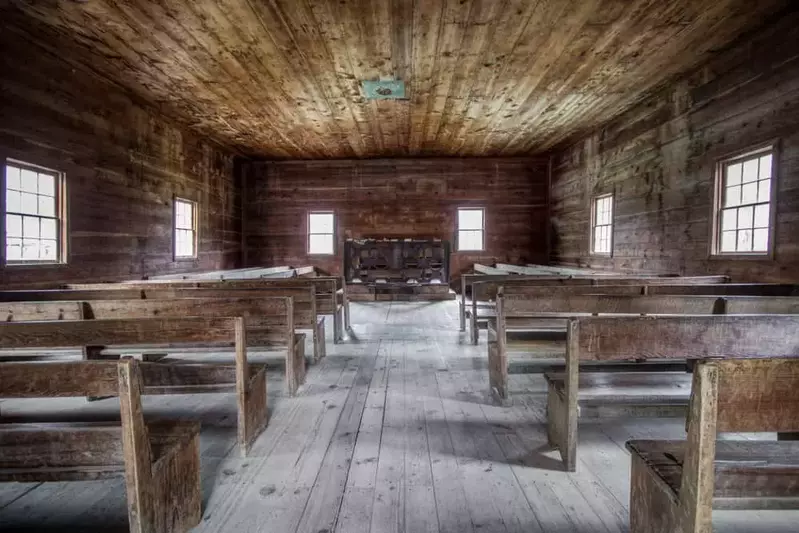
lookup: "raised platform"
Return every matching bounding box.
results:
[347,283,456,301]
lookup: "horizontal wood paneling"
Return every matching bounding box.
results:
[243,158,549,279]
[0,29,241,288]
[549,10,799,282]
[0,1,790,158]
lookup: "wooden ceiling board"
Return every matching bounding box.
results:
[1,0,792,158]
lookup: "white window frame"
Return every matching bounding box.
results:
[456,207,485,252]
[590,193,614,256]
[711,144,777,258]
[4,159,67,265]
[173,197,198,260]
[307,211,335,256]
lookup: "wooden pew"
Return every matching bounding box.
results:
[540,315,799,471]
[0,316,268,456]
[0,296,307,396]
[147,265,294,280]
[627,358,799,532]
[0,359,201,533]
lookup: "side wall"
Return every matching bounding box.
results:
[549,12,799,282]
[243,158,549,278]
[0,32,241,287]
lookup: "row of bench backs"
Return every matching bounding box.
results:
[541,315,799,471]
[0,358,203,532]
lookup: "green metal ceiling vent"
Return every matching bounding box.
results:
[362,80,406,100]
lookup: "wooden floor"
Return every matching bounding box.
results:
[0,301,796,532]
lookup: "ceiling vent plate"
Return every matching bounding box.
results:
[362,80,406,100]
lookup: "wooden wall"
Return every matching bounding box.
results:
[549,10,799,282]
[242,158,549,279]
[0,32,241,287]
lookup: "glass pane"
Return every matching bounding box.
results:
[737,229,752,252]
[759,154,773,179]
[758,179,771,203]
[754,204,770,228]
[309,213,335,233]
[724,186,741,207]
[6,237,22,260]
[5,214,22,237]
[721,231,736,252]
[753,228,769,252]
[20,170,38,193]
[720,209,736,232]
[742,159,759,183]
[741,182,758,205]
[309,234,334,254]
[22,216,39,238]
[725,163,742,186]
[21,192,38,215]
[736,206,753,229]
[594,227,603,252]
[6,190,21,212]
[38,173,55,196]
[6,165,21,190]
[40,218,57,239]
[38,195,55,217]
[21,239,40,260]
[458,230,483,251]
[458,209,483,231]
[40,239,57,260]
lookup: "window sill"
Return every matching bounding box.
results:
[4,261,67,268]
[709,253,773,261]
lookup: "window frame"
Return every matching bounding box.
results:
[307,210,336,256]
[456,207,486,252]
[3,158,67,266]
[590,193,614,257]
[710,143,778,259]
[173,197,198,261]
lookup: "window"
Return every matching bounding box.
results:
[457,208,485,251]
[591,194,614,255]
[308,212,335,255]
[714,147,775,256]
[174,198,197,259]
[4,160,65,264]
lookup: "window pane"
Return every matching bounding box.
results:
[458,209,483,231]
[6,166,21,190]
[40,218,57,239]
[724,186,741,207]
[38,173,55,196]
[736,206,753,230]
[6,190,21,212]
[309,213,335,234]
[754,204,770,228]
[721,231,737,252]
[725,163,742,186]
[594,227,603,252]
[21,192,38,215]
[20,170,38,193]
[5,214,22,237]
[6,237,22,260]
[40,239,57,260]
[309,234,334,254]
[38,195,55,217]
[742,159,759,183]
[737,229,752,252]
[720,209,736,232]
[22,216,39,238]
[759,154,773,179]
[458,230,483,251]
[21,239,40,259]
[741,182,758,205]
[753,228,769,252]
[758,179,771,203]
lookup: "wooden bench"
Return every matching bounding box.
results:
[0,359,201,533]
[0,296,307,396]
[0,316,268,456]
[543,315,799,471]
[627,358,799,533]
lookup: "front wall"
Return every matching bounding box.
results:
[549,12,799,282]
[243,158,549,279]
[0,34,241,287]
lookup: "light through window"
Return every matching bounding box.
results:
[308,212,334,255]
[715,148,774,255]
[591,194,613,255]
[457,208,484,251]
[174,198,197,259]
[4,161,63,264]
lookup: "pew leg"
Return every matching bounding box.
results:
[487,340,507,402]
[545,383,565,449]
[238,368,269,457]
[343,300,351,331]
[459,300,466,332]
[316,319,327,360]
[333,310,343,344]
[629,453,679,533]
[84,345,111,402]
[470,316,479,345]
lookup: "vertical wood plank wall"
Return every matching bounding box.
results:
[549,11,799,282]
[0,30,242,287]
[242,158,550,278]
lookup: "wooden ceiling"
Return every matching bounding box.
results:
[1,0,791,159]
